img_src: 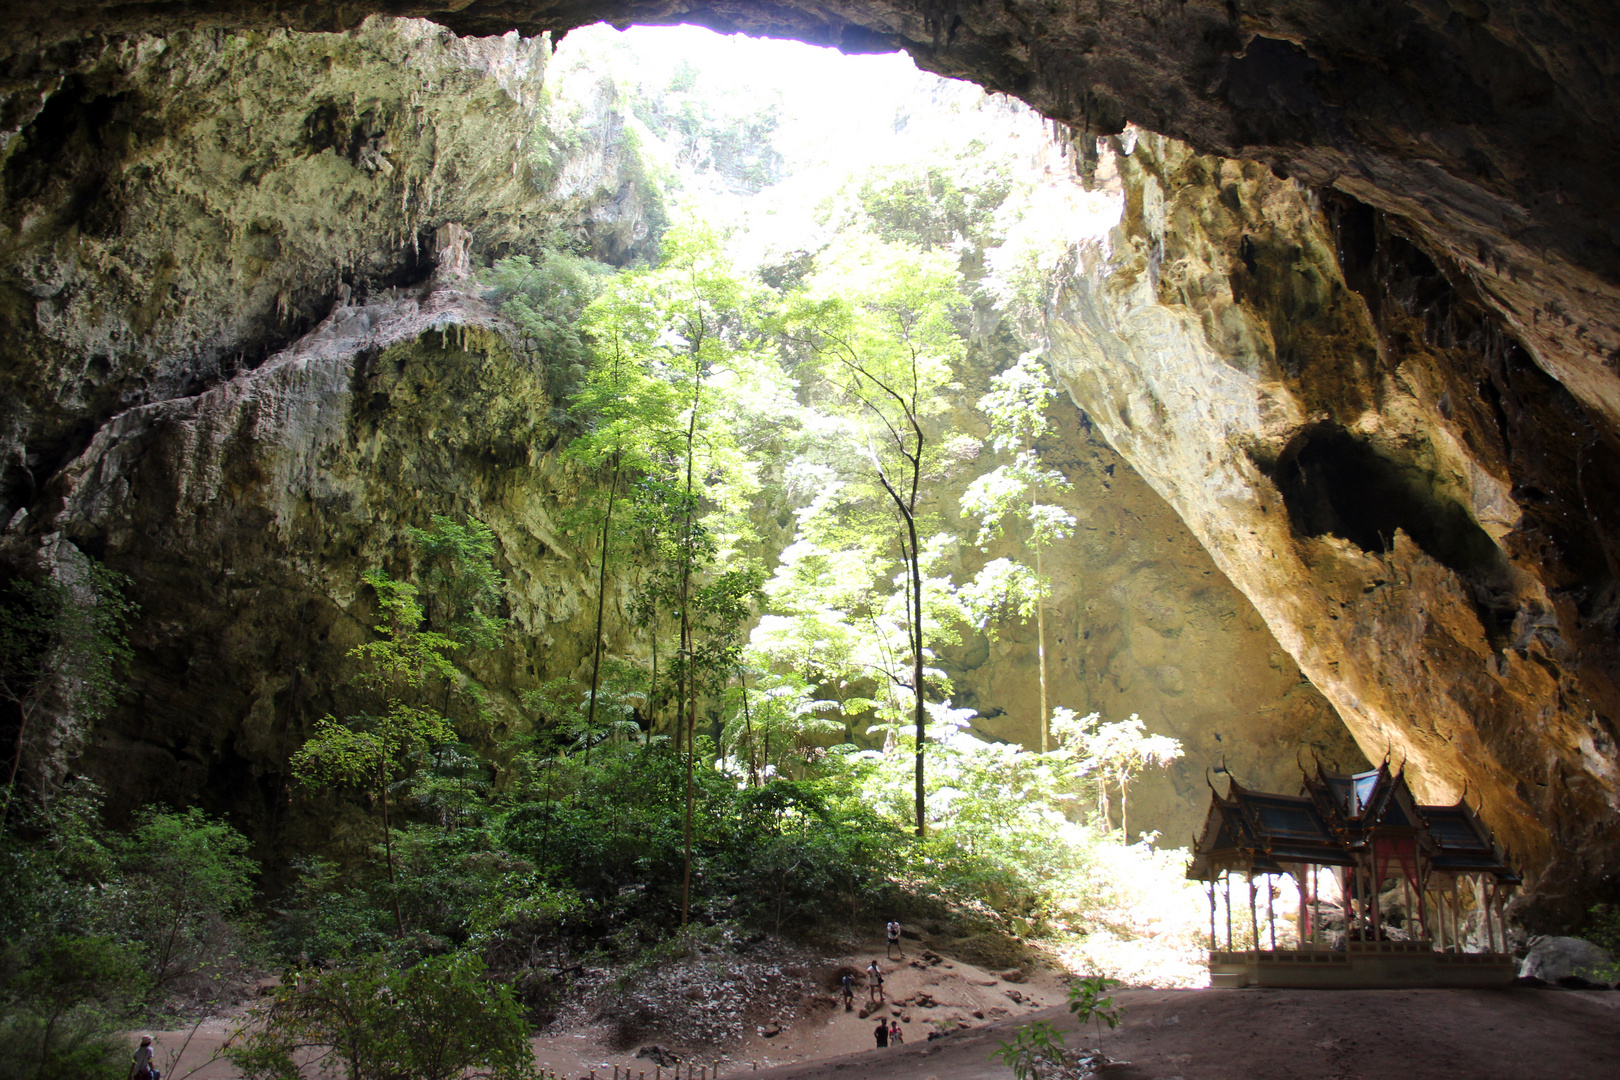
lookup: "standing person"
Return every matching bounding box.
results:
[130,1035,155,1080]
[874,1019,890,1049]
[886,918,903,959]
[841,971,855,1010]
[889,1020,903,1044]
[866,959,884,1002]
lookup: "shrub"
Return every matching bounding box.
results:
[228,952,534,1080]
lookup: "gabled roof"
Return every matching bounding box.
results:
[1421,799,1521,882]
[1186,775,1355,880]
[1186,764,1519,885]
[1302,762,1428,839]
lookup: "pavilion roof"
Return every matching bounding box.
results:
[1186,776,1355,880]
[1421,800,1521,882]
[1185,765,1519,884]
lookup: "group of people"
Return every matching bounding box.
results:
[873,1018,903,1048]
[870,920,907,1049]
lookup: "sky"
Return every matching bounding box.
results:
[549,23,1124,272]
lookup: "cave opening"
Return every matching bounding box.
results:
[1271,421,1515,628]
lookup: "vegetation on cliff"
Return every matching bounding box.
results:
[0,25,1210,1076]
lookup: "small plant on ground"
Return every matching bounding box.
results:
[990,1019,1066,1080]
[1067,975,1124,1050]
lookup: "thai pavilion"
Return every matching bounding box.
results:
[1186,761,1521,988]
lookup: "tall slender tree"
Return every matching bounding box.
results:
[960,351,1077,752]
[577,225,774,923]
[291,520,505,935]
[786,237,964,836]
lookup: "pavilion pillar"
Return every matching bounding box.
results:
[1401,872,1414,942]
[1248,872,1260,952]
[1494,879,1504,953]
[1207,878,1217,952]
[1349,863,1360,941]
[1487,878,1502,953]
[1310,865,1319,946]
[1225,872,1233,951]
[1267,875,1276,951]
[1458,880,1470,952]
[1296,870,1306,949]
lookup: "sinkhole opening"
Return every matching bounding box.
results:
[1271,423,1514,622]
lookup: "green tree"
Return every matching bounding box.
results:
[959,350,1076,752]
[566,282,679,752]
[785,236,966,836]
[228,952,534,1080]
[0,558,135,827]
[1054,708,1183,841]
[117,806,257,994]
[10,935,140,1079]
[293,520,505,935]
[576,224,773,923]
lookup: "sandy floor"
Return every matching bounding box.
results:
[134,951,1620,1080]
[137,943,1066,1080]
[740,985,1620,1080]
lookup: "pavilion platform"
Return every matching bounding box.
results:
[1207,940,1518,989]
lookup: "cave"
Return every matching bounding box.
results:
[1272,421,1517,636]
[2,0,1620,1016]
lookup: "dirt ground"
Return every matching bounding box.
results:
[136,948,1620,1080]
[740,986,1620,1080]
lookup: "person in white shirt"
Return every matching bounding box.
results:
[886,919,903,959]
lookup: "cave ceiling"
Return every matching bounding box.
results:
[12,1,1618,432]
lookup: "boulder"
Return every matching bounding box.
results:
[1519,937,1615,983]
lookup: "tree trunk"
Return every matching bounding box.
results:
[740,668,758,788]
[584,457,621,767]
[0,703,31,830]
[380,762,405,937]
[906,519,925,838]
[1035,541,1048,754]
[679,372,701,928]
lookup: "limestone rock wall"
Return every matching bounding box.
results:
[0,18,661,848]
[4,12,1615,919]
[0,16,658,529]
[8,1,1615,483]
[1046,131,1620,922]
[23,259,632,852]
[934,399,1367,848]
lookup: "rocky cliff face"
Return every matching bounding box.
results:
[937,398,1367,847]
[0,18,663,847]
[0,18,1368,863]
[3,6,1617,921]
[0,17,658,530]
[9,1,1615,481]
[1046,131,1620,922]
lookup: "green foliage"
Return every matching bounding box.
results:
[271,857,391,965]
[1055,709,1183,840]
[990,1019,1066,1080]
[408,517,505,652]
[0,788,259,1079]
[116,806,258,993]
[480,249,613,409]
[0,557,136,825]
[857,159,1014,253]
[228,952,535,1080]
[1586,902,1620,954]
[1067,975,1124,1043]
[291,518,508,934]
